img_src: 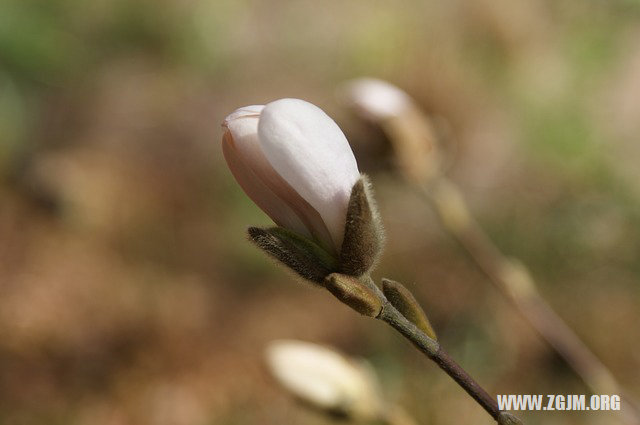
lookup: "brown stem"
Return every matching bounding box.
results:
[431,346,500,418]
[423,178,640,424]
[378,301,507,422]
[349,91,637,423]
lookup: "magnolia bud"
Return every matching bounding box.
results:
[343,78,412,120]
[222,99,360,254]
[265,340,384,421]
[343,78,441,184]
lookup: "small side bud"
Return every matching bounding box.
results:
[324,273,383,317]
[248,227,338,284]
[497,412,523,425]
[382,278,437,340]
[339,175,385,277]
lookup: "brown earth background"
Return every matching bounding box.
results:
[1,1,640,424]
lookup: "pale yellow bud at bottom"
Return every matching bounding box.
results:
[265,340,384,421]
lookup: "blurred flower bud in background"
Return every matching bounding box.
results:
[343,78,441,184]
[344,78,412,121]
[265,340,384,421]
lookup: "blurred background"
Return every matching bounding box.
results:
[1,0,640,424]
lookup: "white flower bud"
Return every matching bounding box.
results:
[343,78,412,120]
[265,340,383,420]
[222,99,360,253]
[343,78,441,183]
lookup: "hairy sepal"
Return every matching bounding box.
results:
[339,175,385,277]
[248,227,338,284]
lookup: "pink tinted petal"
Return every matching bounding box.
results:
[258,99,360,251]
[223,105,264,124]
[222,131,310,236]
[224,106,269,180]
[223,106,335,252]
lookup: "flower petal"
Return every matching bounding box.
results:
[223,104,264,124]
[258,99,360,251]
[222,130,309,236]
[223,105,335,251]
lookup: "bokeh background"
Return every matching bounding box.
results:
[1,0,640,424]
